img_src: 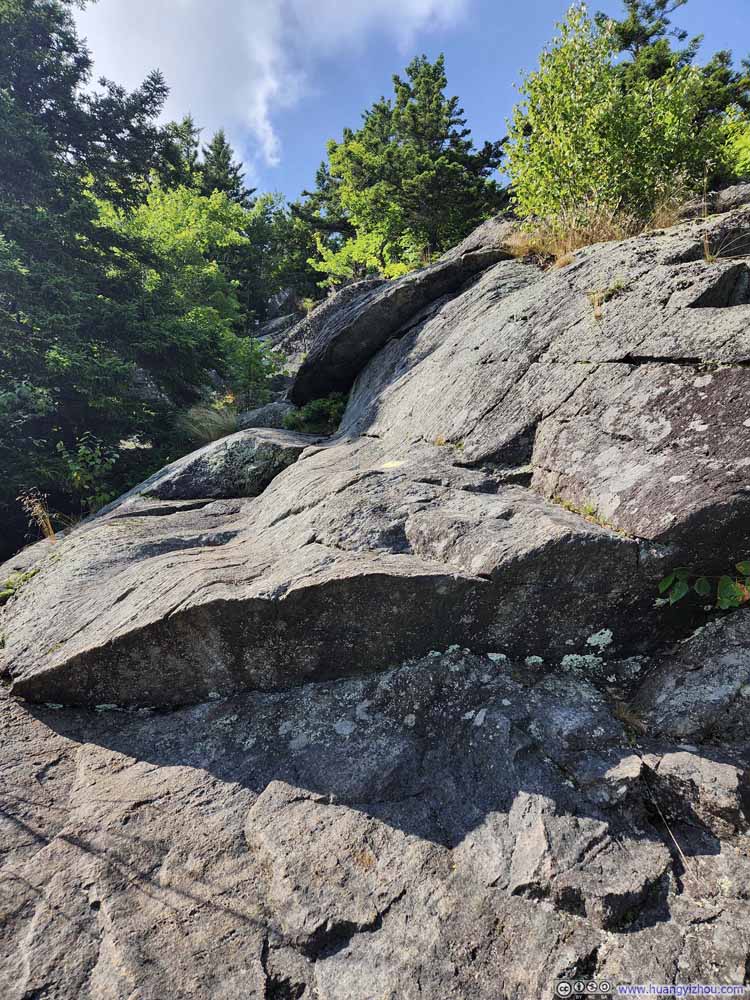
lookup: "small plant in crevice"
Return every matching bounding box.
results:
[552,494,630,535]
[283,393,348,436]
[612,700,648,739]
[0,569,39,606]
[587,278,630,321]
[658,562,750,609]
[17,488,56,543]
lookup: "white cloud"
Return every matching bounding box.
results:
[74,0,469,171]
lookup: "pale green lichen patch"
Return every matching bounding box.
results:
[561,653,604,673]
[586,629,613,649]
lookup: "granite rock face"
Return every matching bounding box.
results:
[3,205,750,707]
[2,198,750,997]
[2,649,749,1000]
[237,399,298,430]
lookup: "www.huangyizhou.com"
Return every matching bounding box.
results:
[616,987,747,996]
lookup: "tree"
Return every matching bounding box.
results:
[506,5,729,227]
[308,55,505,286]
[159,114,202,189]
[225,193,320,330]
[0,0,280,557]
[598,0,750,114]
[201,129,255,208]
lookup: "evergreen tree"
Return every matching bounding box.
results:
[0,0,276,557]
[160,114,202,188]
[598,1,750,114]
[308,55,505,285]
[201,129,255,208]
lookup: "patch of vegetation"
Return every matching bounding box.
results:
[505,3,750,245]
[175,404,239,448]
[0,569,39,606]
[588,278,630,320]
[283,394,348,436]
[658,562,750,609]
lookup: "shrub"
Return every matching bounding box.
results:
[724,109,750,179]
[283,394,348,436]
[506,5,727,229]
[175,404,239,447]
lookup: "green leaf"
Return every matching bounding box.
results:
[717,575,743,608]
[693,577,711,597]
[669,580,690,604]
[736,561,750,576]
[673,567,691,581]
[658,573,675,594]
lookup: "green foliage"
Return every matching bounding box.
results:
[0,1,283,557]
[507,5,733,226]
[96,181,251,388]
[201,129,255,208]
[235,193,321,327]
[658,563,750,609]
[725,110,750,178]
[174,403,239,447]
[599,1,750,113]
[283,394,348,436]
[55,432,119,512]
[308,55,504,286]
[0,569,39,607]
[228,336,284,410]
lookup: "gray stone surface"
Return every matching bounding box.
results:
[1,649,749,999]
[289,248,511,404]
[4,205,750,996]
[103,426,319,507]
[4,208,750,707]
[634,612,750,742]
[237,399,298,430]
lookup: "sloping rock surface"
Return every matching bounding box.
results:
[4,205,750,707]
[289,247,511,403]
[3,199,750,997]
[2,648,749,999]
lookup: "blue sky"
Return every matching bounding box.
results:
[75,0,749,201]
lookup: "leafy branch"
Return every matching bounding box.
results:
[659,562,750,609]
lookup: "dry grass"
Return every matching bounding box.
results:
[505,192,701,268]
[612,700,647,735]
[175,404,239,446]
[587,277,630,321]
[17,489,56,543]
[504,207,641,268]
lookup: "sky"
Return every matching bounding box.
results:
[74,0,750,201]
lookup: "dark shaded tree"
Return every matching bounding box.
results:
[201,128,255,208]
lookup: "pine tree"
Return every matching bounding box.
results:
[598,1,750,113]
[160,114,202,188]
[0,0,265,555]
[201,129,255,208]
[309,54,505,284]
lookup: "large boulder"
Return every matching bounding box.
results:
[288,248,512,404]
[237,399,298,430]
[3,201,750,998]
[104,426,319,508]
[4,207,750,707]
